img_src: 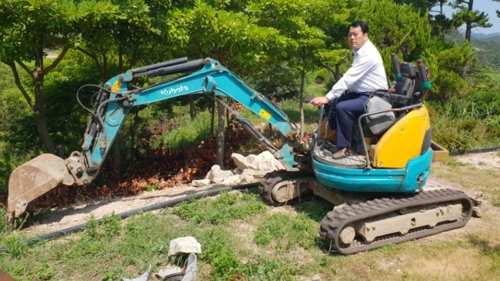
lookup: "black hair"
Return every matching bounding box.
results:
[349,21,369,34]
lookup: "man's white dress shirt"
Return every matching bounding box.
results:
[326,40,388,100]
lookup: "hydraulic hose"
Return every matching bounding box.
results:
[0,183,259,253]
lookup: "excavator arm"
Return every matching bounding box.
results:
[7,57,303,223]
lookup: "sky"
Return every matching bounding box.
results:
[440,1,500,34]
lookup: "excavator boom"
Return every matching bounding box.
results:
[7,57,304,224]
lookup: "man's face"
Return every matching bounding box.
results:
[348,26,368,50]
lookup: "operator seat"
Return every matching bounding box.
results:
[388,62,418,108]
[364,62,419,136]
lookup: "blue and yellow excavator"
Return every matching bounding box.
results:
[6,56,481,254]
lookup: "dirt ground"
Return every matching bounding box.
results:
[22,151,500,238]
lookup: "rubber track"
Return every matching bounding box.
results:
[319,188,473,255]
[259,170,314,205]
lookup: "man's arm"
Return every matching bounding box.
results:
[326,54,374,100]
[310,54,375,106]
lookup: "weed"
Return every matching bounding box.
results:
[144,183,159,191]
[35,263,54,281]
[85,215,99,240]
[211,250,241,279]
[240,256,301,280]
[289,214,318,249]
[445,157,467,167]
[0,206,6,238]
[254,214,290,246]
[295,199,334,222]
[3,232,29,259]
[101,266,125,281]
[101,212,122,238]
[174,191,266,225]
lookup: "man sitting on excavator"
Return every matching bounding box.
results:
[309,21,388,160]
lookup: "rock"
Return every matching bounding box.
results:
[256,151,286,171]
[241,168,267,178]
[192,179,210,187]
[168,236,202,256]
[232,153,257,170]
[231,151,285,173]
[312,274,321,281]
[239,174,255,184]
[222,175,242,186]
[205,165,235,184]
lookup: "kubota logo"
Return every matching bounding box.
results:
[161,85,188,96]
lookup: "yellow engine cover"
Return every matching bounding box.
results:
[372,106,431,168]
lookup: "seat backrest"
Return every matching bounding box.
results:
[389,62,418,108]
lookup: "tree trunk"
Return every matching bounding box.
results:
[129,111,140,160]
[189,95,196,119]
[465,0,474,42]
[210,97,216,137]
[215,99,225,168]
[33,49,55,153]
[113,134,121,172]
[299,70,306,142]
[118,44,124,73]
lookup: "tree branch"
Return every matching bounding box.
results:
[5,61,34,109]
[16,60,35,79]
[76,46,103,76]
[43,46,70,74]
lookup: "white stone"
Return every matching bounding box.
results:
[312,274,321,281]
[192,179,210,187]
[231,151,285,173]
[205,165,235,184]
[232,153,257,170]
[239,174,255,184]
[241,168,267,178]
[256,151,286,171]
[222,175,242,186]
[168,236,202,256]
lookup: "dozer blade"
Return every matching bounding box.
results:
[6,153,75,225]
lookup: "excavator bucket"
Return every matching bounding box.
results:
[6,154,75,225]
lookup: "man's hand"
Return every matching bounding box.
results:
[309,96,330,107]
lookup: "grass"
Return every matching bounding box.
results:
[151,111,213,150]
[0,148,39,193]
[2,70,500,279]
[431,158,500,205]
[1,176,499,280]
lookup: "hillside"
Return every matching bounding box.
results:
[472,34,500,70]
[446,31,500,71]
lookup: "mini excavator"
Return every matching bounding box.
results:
[6,56,482,254]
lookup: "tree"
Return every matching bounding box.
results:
[394,1,454,37]
[166,0,289,163]
[354,0,432,77]
[0,0,81,153]
[494,0,500,18]
[247,0,352,139]
[75,0,164,81]
[451,0,492,42]
[394,0,439,14]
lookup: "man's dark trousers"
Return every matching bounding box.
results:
[324,92,371,149]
